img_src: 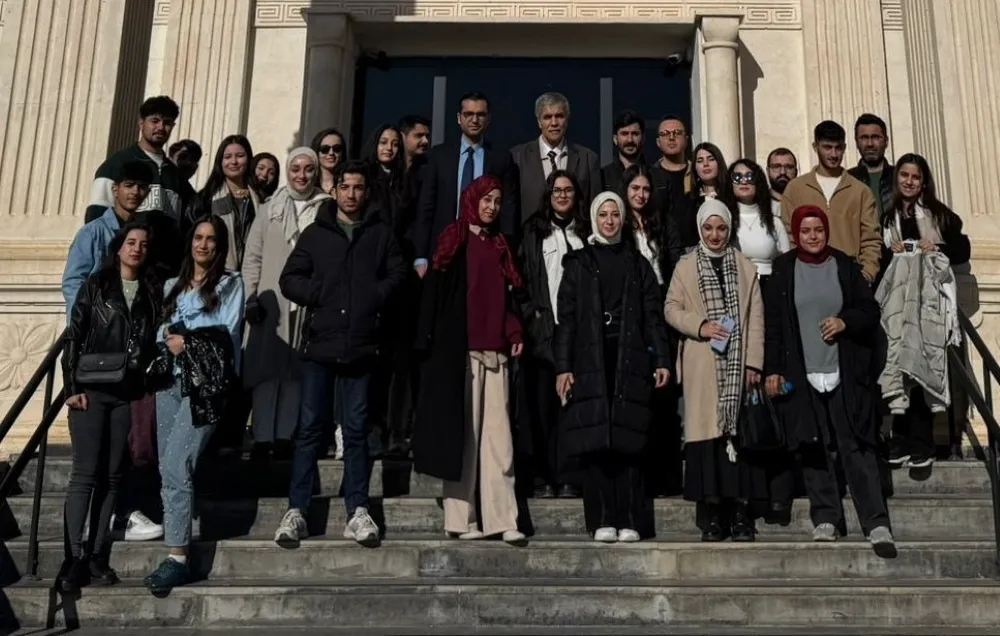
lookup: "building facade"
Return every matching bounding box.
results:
[0,0,998,452]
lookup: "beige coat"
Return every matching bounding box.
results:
[664,250,764,444]
[240,192,327,388]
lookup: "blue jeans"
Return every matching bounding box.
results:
[289,359,372,515]
[156,382,214,547]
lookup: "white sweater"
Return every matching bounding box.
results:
[542,220,584,323]
[736,201,791,276]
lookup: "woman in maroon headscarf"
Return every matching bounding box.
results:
[412,174,527,545]
[763,205,894,554]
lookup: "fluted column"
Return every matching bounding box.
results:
[699,16,742,163]
[107,0,157,154]
[300,9,356,147]
[0,0,132,240]
[159,0,254,176]
[800,0,890,143]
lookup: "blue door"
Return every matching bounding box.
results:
[358,57,691,162]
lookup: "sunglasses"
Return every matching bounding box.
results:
[318,144,343,155]
[731,171,755,185]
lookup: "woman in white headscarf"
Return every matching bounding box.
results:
[664,198,764,542]
[241,147,331,459]
[553,191,671,543]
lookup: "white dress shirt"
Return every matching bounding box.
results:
[539,137,568,179]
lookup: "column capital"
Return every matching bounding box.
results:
[699,15,741,50]
[302,8,352,48]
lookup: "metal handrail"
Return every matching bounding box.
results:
[0,329,66,446]
[959,309,1000,388]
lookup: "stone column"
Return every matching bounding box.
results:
[800,0,890,148]
[699,16,742,163]
[300,9,356,147]
[0,0,133,241]
[159,0,254,176]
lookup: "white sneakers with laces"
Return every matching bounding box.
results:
[124,511,164,541]
[345,506,380,547]
[274,508,309,549]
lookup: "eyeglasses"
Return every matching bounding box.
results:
[731,172,755,185]
[552,187,575,197]
[658,130,686,139]
[768,162,796,173]
[318,144,343,155]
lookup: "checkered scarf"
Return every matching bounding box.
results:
[695,245,743,439]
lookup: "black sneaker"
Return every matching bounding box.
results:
[906,455,935,469]
[89,557,120,586]
[59,557,91,594]
[145,557,190,594]
[888,444,910,467]
[533,484,556,498]
[731,504,756,542]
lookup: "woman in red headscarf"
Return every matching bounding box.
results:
[412,174,527,545]
[763,205,895,554]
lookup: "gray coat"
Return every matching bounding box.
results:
[509,138,601,223]
[240,189,330,387]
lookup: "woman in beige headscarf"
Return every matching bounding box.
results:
[241,147,331,459]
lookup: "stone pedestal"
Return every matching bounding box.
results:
[699,16,741,163]
[300,9,356,146]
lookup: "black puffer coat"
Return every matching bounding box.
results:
[553,242,671,460]
[763,249,881,449]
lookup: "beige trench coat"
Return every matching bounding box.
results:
[239,194,326,388]
[664,250,764,444]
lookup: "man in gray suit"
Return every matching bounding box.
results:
[510,92,601,223]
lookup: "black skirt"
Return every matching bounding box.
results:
[683,437,768,503]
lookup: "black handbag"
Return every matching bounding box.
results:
[75,352,128,385]
[739,383,785,451]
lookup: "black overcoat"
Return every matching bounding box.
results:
[763,249,882,450]
[552,242,672,461]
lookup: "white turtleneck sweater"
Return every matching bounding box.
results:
[542,220,584,323]
[736,200,791,276]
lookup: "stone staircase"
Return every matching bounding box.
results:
[2,455,1000,634]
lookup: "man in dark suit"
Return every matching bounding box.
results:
[510,92,601,223]
[412,91,518,278]
[601,110,647,195]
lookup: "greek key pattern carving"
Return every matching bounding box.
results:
[154,0,170,25]
[881,0,902,31]
[253,1,802,29]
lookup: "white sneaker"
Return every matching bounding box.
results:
[812,523,838,542]
[345,506,380,546]
[334,424,344,460]
[868,525,895,548]
[502,530,527,545]
[594,527,617,543]
[617,528,640,543]
[274,508,308,548]
[459,530,485,540]
[124,511,164,541]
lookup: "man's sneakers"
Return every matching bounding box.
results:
[812,522,838,542]
[125,511,164,542]
[274,509,309,549]
[344,506,380,547]
[868,525,897,557]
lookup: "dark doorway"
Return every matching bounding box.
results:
[357,57,691,160]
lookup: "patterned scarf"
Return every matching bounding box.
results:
[695,244,743,440]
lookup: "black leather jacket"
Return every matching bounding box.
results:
[62,273,160,397]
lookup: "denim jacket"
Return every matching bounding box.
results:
[61,208,121,322]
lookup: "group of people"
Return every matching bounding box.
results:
[57,92,970,595]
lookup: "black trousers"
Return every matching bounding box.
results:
[582,451,645,533]
[64,389,131,559]
[644,385,683,496]
[892,385,936,459]
[523,356,561,487]
[801,385,890,534]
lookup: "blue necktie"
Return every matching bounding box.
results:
[460,146,475,202]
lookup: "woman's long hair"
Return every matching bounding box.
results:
[98,222,160,298]
[199,135,254,206]
[360,124,405,187]
[619,164,663,252]
[724,158,779,240]
[691,141,730,200]
[163,216,231,319]
[250,152,279,200]
[535,169,589,240]
[887,153,954,231]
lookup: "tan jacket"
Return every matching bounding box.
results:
[780,170,882,281]
[664,250,764,444]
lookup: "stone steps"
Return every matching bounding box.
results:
[7,457,993,497]
[16,629,1000,636]
[7,578,1000,629]
[3,494,995,542]
[4,538,998,582]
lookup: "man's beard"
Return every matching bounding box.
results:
[770,178,789,194]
